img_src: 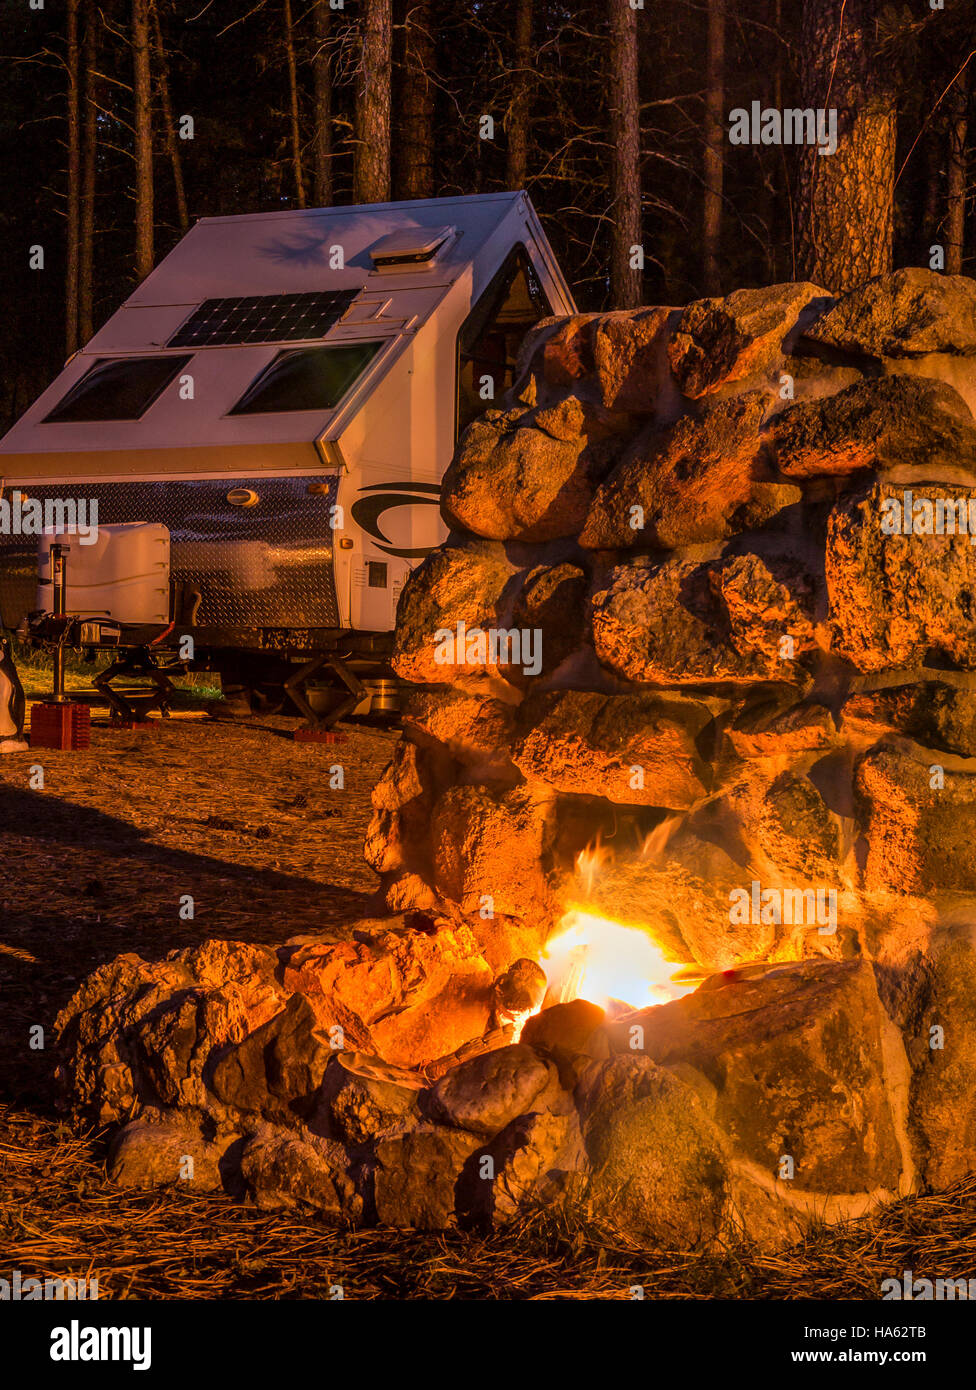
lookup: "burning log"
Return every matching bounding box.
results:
[490,957,547,1028]
[421,1026,516,1084]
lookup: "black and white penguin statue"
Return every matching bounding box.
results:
[0,636,28,752]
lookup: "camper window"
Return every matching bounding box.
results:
[42,355,192,423]
[229,342,383,415]
[455,244,553,440]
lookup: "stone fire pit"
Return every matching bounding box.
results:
[56,268,976,1248]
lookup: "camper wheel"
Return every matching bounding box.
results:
[208,679,285,720]
[207,654,292,720]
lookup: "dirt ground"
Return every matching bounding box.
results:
[0,699,397,1106]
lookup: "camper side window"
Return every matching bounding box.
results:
[42,355,193,423]
[229,342,383,415]
[455,245,554,440]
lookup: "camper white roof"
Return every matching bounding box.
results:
[0,192,573,483]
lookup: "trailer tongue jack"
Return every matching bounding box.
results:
[29,541,92,751]
[27,537,187,743]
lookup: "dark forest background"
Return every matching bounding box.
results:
[0,0,974,432]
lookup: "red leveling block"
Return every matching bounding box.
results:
[293,726,345,743]
[29,702,91,751]
[108,716,158,732]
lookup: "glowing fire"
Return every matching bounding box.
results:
[540,908,699,1013]
[575,840,613,896]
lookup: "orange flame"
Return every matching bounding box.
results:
[541,907,698,1013]
[575,837,613,896]
[639,814,682,861]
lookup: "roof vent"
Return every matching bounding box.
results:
[369,225,455,273]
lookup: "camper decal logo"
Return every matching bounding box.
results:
[351,482,442,559]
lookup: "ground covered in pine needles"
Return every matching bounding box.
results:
[2,1106,975,1300]
[0,677,973,1300]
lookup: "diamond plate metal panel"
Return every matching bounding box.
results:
[0,475,341,631]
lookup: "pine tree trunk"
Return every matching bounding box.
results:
[702,0,724,295]
[79,0,98,342]
[132,0,154,282]
[312,0,332,206]
[151,0,188,233]
[608,0,641,309]
[770,0,784,279]
[398,0,434,200]
[66,0,81,355]
[283,0,306,207]
[946,68,968,275]
[796,0,896,292]
[355,0,392,203]
[507,0,532,191]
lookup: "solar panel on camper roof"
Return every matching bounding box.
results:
[167,290,358,347]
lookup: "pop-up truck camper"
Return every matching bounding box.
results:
[0,192,576,724]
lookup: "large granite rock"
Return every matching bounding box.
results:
[841,682,976,757]
[429,1044,555,1138]
[510,562,588,678]
[770,375,976,478]
[803,268,976,359]
[108,1113,226,1191]
[363,739,437,877]
[209,994,334,1119]
[400,688,519,781]
[589,306,675,411]
[240,1125,362,1217]
[392,546,518,685]
[373,1124,484,1229]
[897,931,976,1189]
[54,940,287,1125]
[521,313,601,389]
[521,306,674,412]
[756,772,841,882]
[511,689,712,809]
[668,282,831,398]
[575,1055,732,1247]
[827,481,976,672]
[580,390,798,549]
[591,552,817,686]
[605,959,907,1197]
[855,744,976,895]
[280,921,495,1069]
[323,1059,421,1145]
[430,783,558,923]
[521,999,607,1079]
[726,697,838,761]
[490,1109,586,1222]
[441,396,623,542]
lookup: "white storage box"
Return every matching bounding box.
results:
[36,521,170,625]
